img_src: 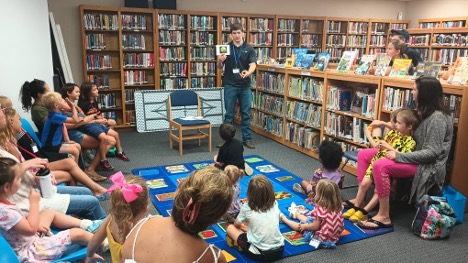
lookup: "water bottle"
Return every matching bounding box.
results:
[37,168,53,198]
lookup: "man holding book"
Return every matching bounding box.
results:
[391,29,423,67]
[217,23,257,149]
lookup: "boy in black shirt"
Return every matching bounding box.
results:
[214,124,252,175]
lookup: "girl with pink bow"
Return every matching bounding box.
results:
[85,172,149,263]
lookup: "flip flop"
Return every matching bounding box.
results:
[342,199,355,209]
[357,218,393,230]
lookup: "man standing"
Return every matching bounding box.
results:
[217,23,257,149]
[390,29,423,67]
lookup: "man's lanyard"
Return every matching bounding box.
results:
[232,42,243,68]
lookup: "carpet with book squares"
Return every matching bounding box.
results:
[132,155,393,263]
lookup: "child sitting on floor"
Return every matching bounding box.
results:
[0,158,101,262]
[214,123,252,175]
[226,175,284,262]
[343,108,420,222]
[280,179,344,248]
[293,140,344,204]
[85,172,149,263]
[223,165,245,223]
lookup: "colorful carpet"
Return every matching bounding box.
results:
[132,155,393,263]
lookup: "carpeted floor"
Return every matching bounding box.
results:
[94,127,468,263]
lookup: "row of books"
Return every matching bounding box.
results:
[408,34,431,46]
[368,47,386,55]
[382,87,414,111]
[160,62,187,77]
[347,22,368,34]
[325,47,344,62]
[122,35,147,50]
[432,34,468,47]
[350,91,378,119]
[325,86,352,111]
[123,53,154,68]
[86,55,112,70]
[369,35,387,47]
[277,47,294,59]
[124,70,149,85]
[277,34,296,46]
[159,31,185,45]
[191,62,216,76]
[285,101,322,128]
[160,78,188,90]
[324,113,370,145]
[221,33,232,44]
[88,74,110,89]
[390,23,407,30]
[102,111,117,122]
[249,32,273,46]
[83,14,118,30]
[288,77,324,101]
[190,77,216,89]
[190,16,215,30]
[431,49,468,65]
[277,19,297,32]
[326,35,346,47]
[125,110,136,125]
[327,21,343,33]
[255,47,273,62]
[158,14,186,30]
[98,93,118,109]
[253,93,284,116]
[347,35,367,48]
[159,47,186,61]
[443,94,462,124]
[124,89,136,102]
[285,122,320,149]
[191,47,215,61]
[252,112,284,137]
[249,18,274,32]
[121,14,149,30]
[190,31,215,46]
[413,48,429,61]
[221,17,246,31]
[301,34,320,46]
[370,23,389,34]
[257,72,285,94]
[419,21,466,29]
[85,34,106,50]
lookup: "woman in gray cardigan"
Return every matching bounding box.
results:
[358,76,453,229]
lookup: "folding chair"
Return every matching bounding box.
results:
[167,90,212,156]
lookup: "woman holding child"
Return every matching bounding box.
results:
[358,76,453,229]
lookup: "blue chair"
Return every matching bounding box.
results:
[167,90,212,156]
[20,118,42,148]
[340,150,359,189]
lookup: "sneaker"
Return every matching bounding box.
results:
[86,219,104,233]
[98,160,114,171]
[243,141,255,149]
[343,208,356,219]
[85,170,107,182]
[288,202,297,219]
[116,152,130,162]
[293,183,307,195]
[349,209,368,223]
[244,163,253,176]
[216,141,225,148]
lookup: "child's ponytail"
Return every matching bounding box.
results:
[224,165,244,185]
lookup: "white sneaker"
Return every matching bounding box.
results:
[244,163,253,176]
[293,183,307,195]
[288,202,297,219]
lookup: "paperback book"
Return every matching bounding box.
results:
[146,178,168,189]
[299,53,316,69]
[423,62,442,78]
[389,58,413,78]
[314,53,331,71]
[293,48,309,67]
[256,164,280,173]
[374,54,391,76]
[355,55,376,75]
[336,50,358,74]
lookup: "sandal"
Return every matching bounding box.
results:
[357,218,393,230]
[342,199,355,209]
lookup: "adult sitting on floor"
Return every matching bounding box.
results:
[357,76,453,230]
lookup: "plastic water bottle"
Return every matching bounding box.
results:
[37,168,53,198]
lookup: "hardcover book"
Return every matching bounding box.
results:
[355,55,376,75]
[336,50,358,73]
[423,62,442,78]
[314,52,331,71]
[389,58,413,78]
[374,54,392,76]
[293,48,309,67]
[299,53,316,69]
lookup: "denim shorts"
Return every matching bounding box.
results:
[68,129,84,144]
[80,123,110,140]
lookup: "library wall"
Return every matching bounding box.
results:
[48,0,406,84]
[406,0,468,27]
[0,0,53,125]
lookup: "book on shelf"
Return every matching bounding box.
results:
[336,50,358,74]
[374,54,391,76]
[355,55,376,75]
[292,48,309,67]
[299,53,316,69]
[314,53,331,71]
[422,62,442,78]
[448,57,468,85]
[389,58,413,78]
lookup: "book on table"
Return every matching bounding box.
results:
[336,50,358,74]
[314,52,331,71]
[389,58,413,78]
[292,48,308,67]
[355,54,376,75]
[374,54,391,76]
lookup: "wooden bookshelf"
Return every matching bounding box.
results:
[418,16,468,29]
[275,16,301,61]
[248,14,275,63]
[367,19,410,55]
[299,16,325,54]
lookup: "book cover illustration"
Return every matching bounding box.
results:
[423,62,442,78]
[192,163,210,170]
[198,229,218,239]
[293,48,309,67]
[285,57,294,68]
[217,221,230,232]
[389,58,412,78]
[245,157,264,163]
[275,175,294,182]
[299,53,316,69]
[165,165,189,174]
[155,192,175,202]
[411,62,426,80]
[314,53,331,71]
[283,231,308,246]
[355,55,376,75]
[216,44,230,56]
[275,191,292,200]
[374,54,392,76]
[336,50,358,73]
[256,164,280,173]
[146,178,168,189]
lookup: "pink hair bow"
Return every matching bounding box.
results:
[107,171,142,203]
